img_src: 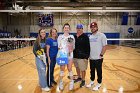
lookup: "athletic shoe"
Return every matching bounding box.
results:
[42,87,50,92]
[93,83,101,91]
[74,77,82,83]
[86,81,94,88]
[69,80,74,90]
[80,80,85,88]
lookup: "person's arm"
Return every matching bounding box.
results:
[100,34,107,57]
[46,45,51,64]
[57,35,62,49]
[100,45,107,56]
[46,38,51,64]
[85,36,90,59]
[72,35,75,50]
[33,41,38,57]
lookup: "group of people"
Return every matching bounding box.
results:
[33,22,107,92]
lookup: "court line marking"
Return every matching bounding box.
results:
[108,46,140,56]
[0,52,33,68]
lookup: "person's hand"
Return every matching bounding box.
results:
[37,55,41,59]
[41,54,47,65]
[84,59,88,62]
[40,55,44,60]
[37,55,44,61]
[69,48,73,53]
[48,57,51,65]
[68,44,73,53]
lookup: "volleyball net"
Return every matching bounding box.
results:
[0,38,140,52]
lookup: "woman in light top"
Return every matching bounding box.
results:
[57,23,75,90]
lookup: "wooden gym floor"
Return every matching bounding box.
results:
[0,45,140,93]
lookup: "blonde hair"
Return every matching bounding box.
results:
[48,28,58,39]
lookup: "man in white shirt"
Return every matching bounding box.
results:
[86,22,107,91]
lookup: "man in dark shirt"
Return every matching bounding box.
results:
[73,24,90,87]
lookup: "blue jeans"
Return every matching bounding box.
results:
[47,56,56,86]
[35,57,48,88]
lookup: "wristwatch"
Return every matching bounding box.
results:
[100,54,103,57]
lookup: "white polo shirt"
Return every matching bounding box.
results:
[89,32,107,60]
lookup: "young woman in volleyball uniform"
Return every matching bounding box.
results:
[57,23,75,90]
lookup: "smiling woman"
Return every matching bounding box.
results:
[46,28,58,88]
[33,28,50,92]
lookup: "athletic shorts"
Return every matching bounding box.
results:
[73,58,88,71]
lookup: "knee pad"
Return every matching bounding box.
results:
[69,71,73,77]
[60,71,64,77]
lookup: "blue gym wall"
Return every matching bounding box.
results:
[30,32,120,45]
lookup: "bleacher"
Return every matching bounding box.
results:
[0,29,34,52]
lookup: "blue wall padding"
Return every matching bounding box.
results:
[30,32,120,45]
[121,12,128,25]
[136,13,140,25]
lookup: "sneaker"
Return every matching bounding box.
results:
[69,80,74,90]
[86,81,94,88]
[74,77,82,83]
[59,80,63,90]
[93,83,101,91]
[52,80,57,85]
[80,80,85,88]
[42,87,50,92]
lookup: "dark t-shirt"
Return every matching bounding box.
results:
[73,33,90,59]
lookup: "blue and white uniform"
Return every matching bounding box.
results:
[57,34,75,59]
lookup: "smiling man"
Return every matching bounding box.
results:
[86,22,107,91]
[73,24,90,88]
